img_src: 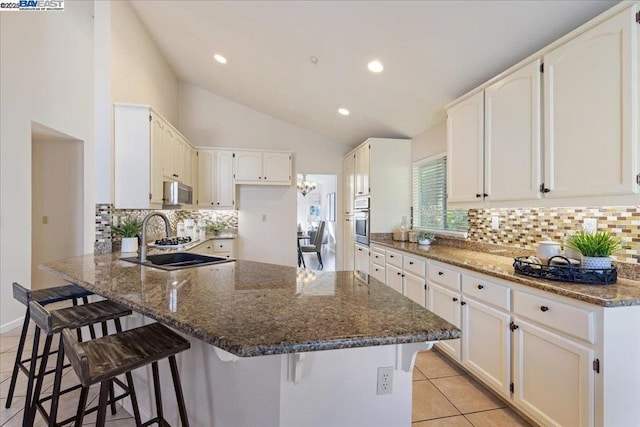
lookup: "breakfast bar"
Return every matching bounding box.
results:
[41,253,460,427]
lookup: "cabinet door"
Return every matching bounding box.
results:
[343,218,355,271]
[512,318,594,427]
[462,298,511,398]
[386,264,403,294]
[447,91,485,204]
[543,8,638,198]
[190,148,198,202]
[197,150,214,207]
[370,263,385,284]
[354,244,369,274]
[163,126,177,180]
[234,151,262,182]
[263,152,291,184]
[485,59,541,202]
[404,272,426,307]
[428,282,461,360]
[214,150,235,208]
[181,140,192,186]
[149,114,165,205]
[354,145,370,197]
[343,155,355,216]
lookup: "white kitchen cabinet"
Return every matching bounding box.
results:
[461,297,511,398]
[404,273,426,307]
[189,239,235,259]
[484,59,541,202]
[197,149,235,209]
[354,144,370,197]
[343,218,355,271]
[512,318,594,427]
[114,104,181,209]
[369,245,386,283]
[190,148,198,202]
[428,282,461,360]
[354,243,370,274]
[543,7,638,199]
[181,140,193,187]
[234,150,292,185]
[447,91,485,204]
[343,155,355,216]
[386,264,403,294]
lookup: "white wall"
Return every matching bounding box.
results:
[0,2,95,331]
[412,121,446,162]
[32,139,84,290]
[179,82,350,266]
[110,0,179,123]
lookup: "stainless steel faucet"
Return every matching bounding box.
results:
[140,212,172,263]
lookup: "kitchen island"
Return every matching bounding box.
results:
[41,253,460,427]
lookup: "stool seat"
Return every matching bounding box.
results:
[64,322,190,386]
[30,299,132,335]
[13,282,93,306]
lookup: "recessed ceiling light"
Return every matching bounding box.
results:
[338,108,350,116]
[214,54,227,64]
[367,60,384,73]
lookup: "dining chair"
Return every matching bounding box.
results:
[300,221,326,270]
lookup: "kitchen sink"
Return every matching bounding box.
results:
[121,252,234,271]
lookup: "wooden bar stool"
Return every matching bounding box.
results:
[25,299,134,427]
[5,282,94,409]
[62,322,191,427]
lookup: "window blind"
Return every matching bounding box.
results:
[412,155,468,232]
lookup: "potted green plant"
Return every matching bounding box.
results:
[205,221,226,236]
[565,230,623,269]
[416,231,435,247]
[112,216,142,253]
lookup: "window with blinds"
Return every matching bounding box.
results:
[412,155,468,232]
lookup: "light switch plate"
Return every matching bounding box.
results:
[583,218,597,234]
[491,216,500,230]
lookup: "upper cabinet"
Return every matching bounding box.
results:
[354,144,370,197]
[114,104,195,209]
[543,8,638,199]
[234,150,292,185]
[343,155,355,216]
[446,4,639,207]
[197,149,235,209]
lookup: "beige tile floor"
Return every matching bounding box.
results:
[412,350,533,427]
[1,322,532,426]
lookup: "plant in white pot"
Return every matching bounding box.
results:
[112,216,142,253]
[416,231,435,247]
[565,230,623,270]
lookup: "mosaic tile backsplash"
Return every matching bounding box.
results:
[94,203,238,254]
[468,206,640,265]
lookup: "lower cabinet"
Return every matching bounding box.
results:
[386,264,403,294]
[382,248,427,306]
[428,282,461,359]
[354,243,370,274]
[189,239,235,259]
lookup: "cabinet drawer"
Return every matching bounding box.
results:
[370,264,385,283]
[370,249,386,265]
[403,255,426,277]
[513,290,595,343]
[385,250,403,268]
[212,240,233,253]
[428,262,461,291]
[462,275,510,311]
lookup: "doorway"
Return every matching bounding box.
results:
[31,123,84,290]
[296,173,337,271]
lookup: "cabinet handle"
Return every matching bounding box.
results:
[264,176,267,179]
[397,272,401,276]
[461,301,466,305]
[375,268,379,272]
[358,191,363,194]
[540,306,549,312]
[258,176,262,179]
[216,202,220,205]
[358,248,362,251]
[477,284,484,290]
[452,297,458,302]
[438,271,444,276]
[483,193,488,197]
[401,274,405,278]
[211,202,215,205]
[173,174,178,177]
[409,261,414,265]
[390,255,394,258]
[476,194,482,198]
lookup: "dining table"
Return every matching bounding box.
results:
[297,234,310,267]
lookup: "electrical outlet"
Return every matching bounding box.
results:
[583,218,598,234]
[377,367,393,395]
[491,216,500,230]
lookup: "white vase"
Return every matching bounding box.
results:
[121,237,138,253]
[581,256,611,270]
[418,239,431,247]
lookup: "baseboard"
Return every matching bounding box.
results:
[0,316,24,334]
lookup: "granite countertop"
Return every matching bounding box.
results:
[371,239,640,307]
[41,254,460,357]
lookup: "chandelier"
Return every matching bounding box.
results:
[297,174,317,196]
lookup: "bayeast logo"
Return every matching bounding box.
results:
[0,0,64,11]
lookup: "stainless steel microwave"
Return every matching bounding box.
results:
[163,181,193,208]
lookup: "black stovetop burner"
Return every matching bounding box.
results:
[155,236,192,246]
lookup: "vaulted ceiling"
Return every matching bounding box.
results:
[130,0,619,146]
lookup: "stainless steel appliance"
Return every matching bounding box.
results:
[354,210,369,245]
[163,181,193,208]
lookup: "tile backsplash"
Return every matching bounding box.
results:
[468,206,640,264]
[95,203,238,254]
